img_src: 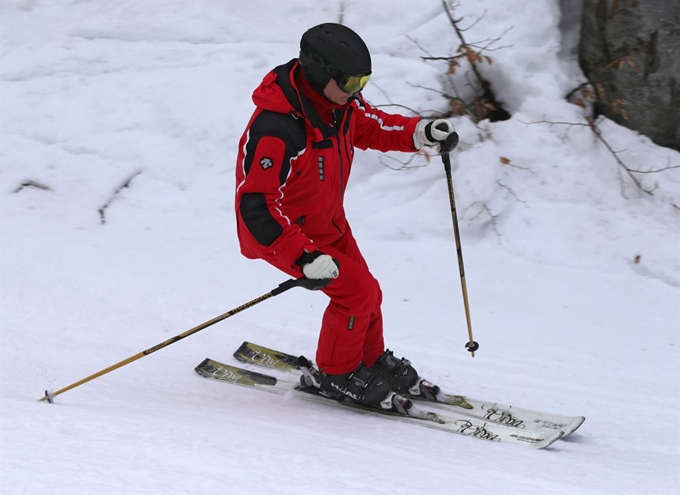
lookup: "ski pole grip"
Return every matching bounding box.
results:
[273,277,332,296]
[439,132,460,154]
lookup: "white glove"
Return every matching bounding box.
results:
[301,253,339,280]
[413,119,456,149]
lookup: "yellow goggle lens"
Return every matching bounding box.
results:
[339,74,371,94]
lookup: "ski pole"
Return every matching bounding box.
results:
[39,277,330,403]
[439,131,480,357]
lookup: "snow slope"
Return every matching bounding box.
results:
[1,1,678,494]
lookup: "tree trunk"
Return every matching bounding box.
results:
[579,0,679,151]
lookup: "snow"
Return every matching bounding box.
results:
[1,1,678,494]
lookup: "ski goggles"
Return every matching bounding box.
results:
[336,73,371,94]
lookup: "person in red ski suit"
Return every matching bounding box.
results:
[234,23,456,407]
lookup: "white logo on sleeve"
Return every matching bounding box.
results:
[260,157,274,170]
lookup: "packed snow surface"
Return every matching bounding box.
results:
[1,1,678,494]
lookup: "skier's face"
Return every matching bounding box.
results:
[323,78,353,105]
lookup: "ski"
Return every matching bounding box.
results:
[233,341,585,437]
[195,358,563,449]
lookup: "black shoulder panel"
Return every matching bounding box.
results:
[243,110,306,185]
[274,61,303,116]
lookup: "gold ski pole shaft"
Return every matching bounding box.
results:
[39,278,330,402]
[439,132,479,357]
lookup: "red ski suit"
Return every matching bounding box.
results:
[235,60,419,374]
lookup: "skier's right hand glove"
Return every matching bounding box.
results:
[296,251,340,279]
[413,119,456,149]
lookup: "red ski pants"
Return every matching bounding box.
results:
[269,227,385,375]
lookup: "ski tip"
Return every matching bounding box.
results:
[233,341,255,360]
[562,416,586,437]
[537,430,564,450]
[195,358,279,386]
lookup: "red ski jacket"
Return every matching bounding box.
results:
[235,59,420,275]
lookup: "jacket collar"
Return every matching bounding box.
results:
[255,59,341,141]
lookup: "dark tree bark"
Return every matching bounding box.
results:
[579,0,679,151]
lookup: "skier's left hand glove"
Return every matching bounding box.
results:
[296,250,340,280]
[413,119,456,149]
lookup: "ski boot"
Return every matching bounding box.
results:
[298,357,407,413]
[370,349,441,400]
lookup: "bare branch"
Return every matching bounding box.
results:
[523,117,667,196]
[98,170,142,225]
[465,28,515,53]
[626,164,680,174]
[374,102,428,115]
[406,35,436,59]
[584,117,650,195]
[14,180,51,193]
[440,0,487,89]
[408,2,512,122]
[407,82,476,117]
[468,201,502,243]
[459,8,488,31]
[501,160,534,173]
[378,152,428,171]
[565,81,592,102]
[496,180,528,204]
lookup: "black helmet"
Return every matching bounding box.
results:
[299,23,372,95]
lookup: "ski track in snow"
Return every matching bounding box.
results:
[1,1,679,494]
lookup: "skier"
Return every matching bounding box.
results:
[234,23,456,409]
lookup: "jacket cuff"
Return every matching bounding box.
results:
[295,250,322,267]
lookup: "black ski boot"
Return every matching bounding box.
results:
[370,350,420,393]
[318,362,395,410]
